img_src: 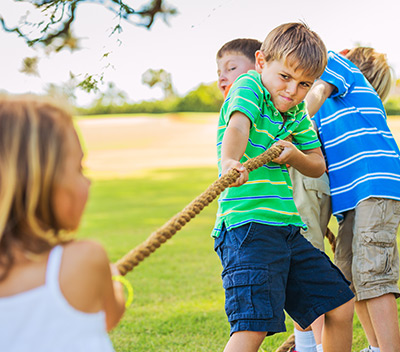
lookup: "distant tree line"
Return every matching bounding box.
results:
[75,81,224,115]
[385,97,400,115]
[385,79,400,115]
[74,81,400,116]
[3,2,399,115]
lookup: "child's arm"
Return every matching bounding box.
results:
[104,262,126,331]
[220,111,250,187]
[61,241,126,332]
[273,140,326,177]
[305,79,335,117]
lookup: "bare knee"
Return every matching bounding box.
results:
[293,321,312,331]
[228,330,267,349]
[224,330,267,352]
[242,330,267,344]
[325,298,355,324]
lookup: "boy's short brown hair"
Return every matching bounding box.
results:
[345,47,393,101]
[216,38,262,63]
[261,22,327,79]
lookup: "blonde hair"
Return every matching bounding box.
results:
[0,95,74,280]
[345,47,393,102]
[261,22,327,79]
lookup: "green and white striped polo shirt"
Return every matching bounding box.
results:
[212,70,321,238]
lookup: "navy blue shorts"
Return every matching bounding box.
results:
[214,222,354,336]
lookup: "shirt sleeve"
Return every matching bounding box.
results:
[292,112,321,151]
[320,51,355,99]
[223,73,263,126]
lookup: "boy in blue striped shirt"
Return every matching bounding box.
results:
[213,22,355,352]
[306,47,400,352]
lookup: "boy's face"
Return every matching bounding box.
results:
[255,51,315,113]
[217,52,255,94]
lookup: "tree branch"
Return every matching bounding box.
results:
[0,0,177,50]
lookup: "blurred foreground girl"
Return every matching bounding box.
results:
[0,95,125,352]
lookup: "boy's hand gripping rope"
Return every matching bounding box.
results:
[116,139,287,276]
[114,138,332,352]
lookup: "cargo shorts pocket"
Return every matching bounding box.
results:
[214,226,226,262]
[394,200,400,215]
[357,231,398,285]
[222,267,273,321]
[303,175,330,199]
[230,222,255,249]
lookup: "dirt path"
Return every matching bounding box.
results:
[77,115,400,179]
[77,115,219,178]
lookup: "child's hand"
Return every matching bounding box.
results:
[272,140,299,165]
[221,159,249,187]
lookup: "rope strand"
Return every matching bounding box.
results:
[116,140,286,275]
[325,226,336,253]
[114,136,330,352]
[274,333,295,352]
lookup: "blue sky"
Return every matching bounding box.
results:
[0,0,399,106]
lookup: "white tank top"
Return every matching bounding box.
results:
[0,246,115,352]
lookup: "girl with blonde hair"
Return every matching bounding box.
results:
[0,95,125,352]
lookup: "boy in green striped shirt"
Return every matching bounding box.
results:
[213,22,355,352]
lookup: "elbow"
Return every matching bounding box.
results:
[300,156,326,178]
[106,305,126,332]
[312,166,326,178]
[310,159,326,178]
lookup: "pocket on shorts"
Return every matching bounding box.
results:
[214,224,226,260]
[230,222,255,249]
[392,200,400,216]
[358,230,398,285]
[222,267,273,321]
[303,174,330,198]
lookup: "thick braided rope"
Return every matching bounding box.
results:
[116,140,286,275]
[325,226,336,253]
[274,333,295,352]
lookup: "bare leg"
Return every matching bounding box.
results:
[293,315,324,344]
[223,331,267,352]
[293,321,314,351]
[355,300,378,347]
[362,294,400,352]
[293,316,324,350]
[322,298,354,352]
[311,315,324,345]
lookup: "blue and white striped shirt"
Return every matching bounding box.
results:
[313,51,400,217]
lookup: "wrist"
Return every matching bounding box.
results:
[112,275,133,308]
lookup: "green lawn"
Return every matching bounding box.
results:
[78,167,400,351]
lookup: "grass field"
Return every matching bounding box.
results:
[77,166,400,352]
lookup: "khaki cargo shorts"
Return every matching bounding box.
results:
[289,167,331,251]
[334,198,400,301]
